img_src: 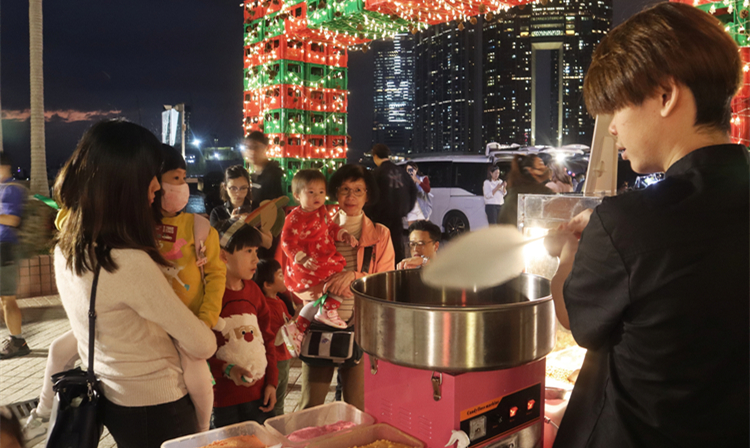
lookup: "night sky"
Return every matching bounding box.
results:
[1,0,661,175]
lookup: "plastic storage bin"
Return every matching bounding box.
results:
[305,423,425,448]
[161,421,282,448]
[264,402,376,446]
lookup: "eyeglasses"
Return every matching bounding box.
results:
[408,240,434,248]
[337,187,366,197]
[228,186,250,193]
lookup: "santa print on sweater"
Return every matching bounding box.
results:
[209,280,278,408]
[281,206,347,292]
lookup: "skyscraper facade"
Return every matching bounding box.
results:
[413,22,481,154]
[483,0,612,147]
[372,34,415,155]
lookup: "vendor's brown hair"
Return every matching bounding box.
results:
[220,165,252,203]
[584,2,742,132]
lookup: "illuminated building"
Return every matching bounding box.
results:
[372,33,415,155]
[482,0,612,146]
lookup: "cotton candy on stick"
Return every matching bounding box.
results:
[421,225,542,290]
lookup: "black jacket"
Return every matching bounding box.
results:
[367,161,417,226]
[251,160,284,209]
[555,145,749,448]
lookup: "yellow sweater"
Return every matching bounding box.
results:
[157,213,226,328]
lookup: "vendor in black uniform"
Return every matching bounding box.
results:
[209,165,253,228]
[243,131,284,259]
[545,4,749,447]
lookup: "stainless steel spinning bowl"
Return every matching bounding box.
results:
[352,270,555,372]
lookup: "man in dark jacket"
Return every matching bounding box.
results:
[243,131,284,259]
[545,4,749,447]
[367,144,416,263]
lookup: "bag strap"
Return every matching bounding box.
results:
[87,266,101,382]
[361,246,374,275]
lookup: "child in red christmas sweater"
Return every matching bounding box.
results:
[280,169,357,355]
[210,220,278,426]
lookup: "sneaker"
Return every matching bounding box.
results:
[23,409,49,446]
[280,321,304,358]
[315,308,348,329]
[0,336,31,359]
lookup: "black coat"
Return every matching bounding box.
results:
[367,160,417,226]
[555,145,749,448]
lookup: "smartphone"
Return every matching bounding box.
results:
[234,205,253,215]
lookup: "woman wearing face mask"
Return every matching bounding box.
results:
[209,165,253,228]
[498,154,553,227]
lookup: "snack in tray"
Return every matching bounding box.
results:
[201,434,267,448]
[351,440,416,448]
[287,420,358,442]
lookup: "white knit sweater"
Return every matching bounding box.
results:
[55,247,217,407]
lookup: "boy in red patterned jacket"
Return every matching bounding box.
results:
[210,220,278,426]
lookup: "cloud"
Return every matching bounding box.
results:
[2,109,122,123]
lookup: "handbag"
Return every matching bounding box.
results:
[46,266,104,448]
[299,246,372,368]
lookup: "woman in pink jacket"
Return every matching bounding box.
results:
[298,164,395,411]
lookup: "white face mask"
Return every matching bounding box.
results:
[161,182,190,214]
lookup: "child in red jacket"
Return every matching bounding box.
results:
[254,259,293,416]
[210,220,278,426]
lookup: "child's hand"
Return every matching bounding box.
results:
[259,384,277,412]
[341,231,359,248]
[224,363,257,387]
[302,257,319,271]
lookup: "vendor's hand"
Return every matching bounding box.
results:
[323,271,357,298]
[259,385,277,413]
[224,364,257,387]
[397,256,426,270]
[564,209,593,237]
[544,228,574,258]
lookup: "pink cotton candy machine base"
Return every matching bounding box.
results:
[352,271,555,448]
[365,355,545,448]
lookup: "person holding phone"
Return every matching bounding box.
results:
[405,162,432,226]
[210,165,254,228]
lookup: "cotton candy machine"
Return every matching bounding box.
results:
[353,271,555,448]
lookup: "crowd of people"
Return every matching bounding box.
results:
[1,4,747,448]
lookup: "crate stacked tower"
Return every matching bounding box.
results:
[242,0,750,203]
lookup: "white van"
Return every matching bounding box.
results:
[403,145,589,239]
[401,152,519,239]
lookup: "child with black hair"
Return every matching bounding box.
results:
[253,259,292,416]
[153,144,226,432]
[210,220,278,426]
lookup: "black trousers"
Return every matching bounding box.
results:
[213,399,274,428]
[102,394,198,448]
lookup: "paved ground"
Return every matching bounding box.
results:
[0,294,336,447]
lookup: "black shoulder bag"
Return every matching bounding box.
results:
[299,246,373,368]
[46,266,104,448]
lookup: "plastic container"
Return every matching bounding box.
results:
[162,421,282,448]
[264,402,375,446]
[305,423,425,448]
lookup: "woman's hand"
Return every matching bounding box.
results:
[323,271,357,298]
[258,228,273,249]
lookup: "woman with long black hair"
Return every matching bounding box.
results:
[54,121,216,448]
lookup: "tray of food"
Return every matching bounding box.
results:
[161,421,283,448]
[305,423,424,448]
[263,402,375,446]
